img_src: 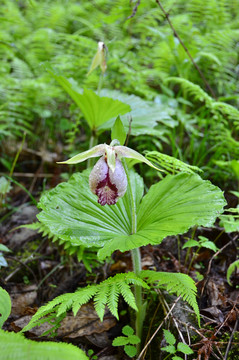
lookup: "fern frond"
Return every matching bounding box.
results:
[0,330,88,360]
[212,102,239,129]
[22,273,149,333]
[166,77,213,106]
[140,270,200,325]
[145,150,202,175]
[107,283,121,319]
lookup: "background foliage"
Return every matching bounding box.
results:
[1,0,239,188]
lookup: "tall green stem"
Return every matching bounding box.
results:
[97,72,104,95]
[123,162,144,350]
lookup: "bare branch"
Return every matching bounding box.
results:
[155,0,217,99]
[127,0,141,19]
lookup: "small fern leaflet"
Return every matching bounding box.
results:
[22,273,149,333]
[140,270,200,325]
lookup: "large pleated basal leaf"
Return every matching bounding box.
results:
[98,89,176,136]
[37,169,225,261]
[50,73,131,130]
[98,173,226,259]
[37,170,144,248]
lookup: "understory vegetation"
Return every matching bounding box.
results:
[0,1,238,359]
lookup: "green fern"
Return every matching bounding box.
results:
[145,150,202,175]
[22,273,149,333]
[0,330,88,360]
[140,270,200,325]
[166,77,213,106]
[166,77,239,164]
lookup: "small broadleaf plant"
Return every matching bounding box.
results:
[22,118,226,355]
[161,329,194,360]
[183,235,218,271]
[112,325,140,358]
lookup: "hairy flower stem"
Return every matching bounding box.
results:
[123,161,144,351]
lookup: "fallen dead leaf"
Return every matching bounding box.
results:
[11,284,37,316]
[12,303,116,339]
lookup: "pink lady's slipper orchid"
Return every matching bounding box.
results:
[58,141,161,206]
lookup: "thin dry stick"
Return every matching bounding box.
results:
[161,295,188,360]
[224,316,238,360]
[155,0,217,99]
[215,302,238,336]
[136,296,181,360]
[127,0,141,19]
[200,237,236,297]
[124,116,133,147]
[0,172,53,178]
[5,256,38,284]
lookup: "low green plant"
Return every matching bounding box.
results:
[112,325,140,358]
[87,349,98,360]
[161,329,194,360]
[0,287,89,360]
[183,235,218,272]
[21,116,226,355]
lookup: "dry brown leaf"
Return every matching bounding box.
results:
[11,284,37,316]
[12,303,116,339]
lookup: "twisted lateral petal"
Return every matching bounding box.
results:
[115,146,163,171]
[57,144,106,164]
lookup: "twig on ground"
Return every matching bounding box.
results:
[224,316,238,360]
[5,256,38,284]
[136,296,181,360]
[215,301,238,336]
[200,237,236,297]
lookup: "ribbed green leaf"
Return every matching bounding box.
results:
[99,89,176,136]
[37,169,144,249]
[37,169,225,260]
[137,173,225,239]
[0,288,11,328]
[98,173,225,259]
[0,330,88,360]
[49,73,131,130]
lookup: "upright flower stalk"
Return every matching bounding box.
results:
[123,159,144,349]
